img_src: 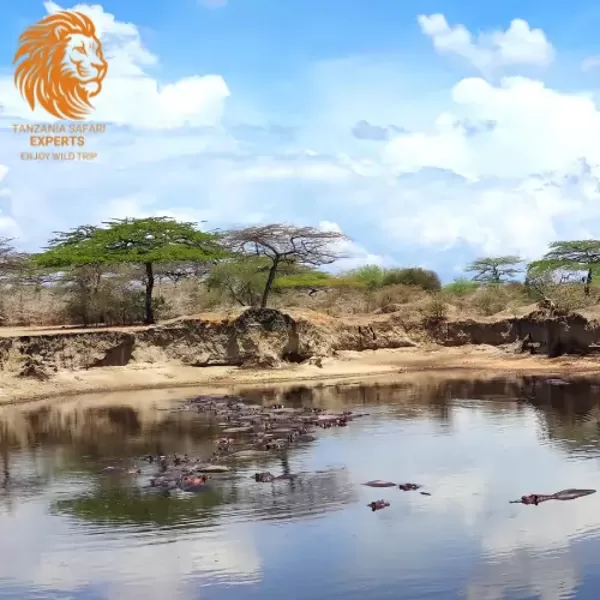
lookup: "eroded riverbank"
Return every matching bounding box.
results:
[3,346,600,405]
[2,307,600,404]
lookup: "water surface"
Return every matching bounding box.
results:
[1,376,600,599]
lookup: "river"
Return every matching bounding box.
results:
[1,375,600,599]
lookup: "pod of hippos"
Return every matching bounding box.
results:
[103,396,597,510]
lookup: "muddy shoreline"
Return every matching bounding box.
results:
[1,306,600,405]
[1,346,599,406]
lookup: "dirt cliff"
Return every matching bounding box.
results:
[0,307,599,380]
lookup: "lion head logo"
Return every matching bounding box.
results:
[13,10,108,121]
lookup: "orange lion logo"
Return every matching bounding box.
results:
[13,10,108,121]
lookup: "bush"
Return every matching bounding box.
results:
[369,284,426,310]
[469,283,528,317]
[63,285,171,326]
[540,284,597,313]
[422,292,447,320]
[345,265,384,290]
[382,267,441,291]
[444,278,479,296]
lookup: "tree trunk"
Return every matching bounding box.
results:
[144,262,155,325]
[260,257,280,308]
[585,268,592,296]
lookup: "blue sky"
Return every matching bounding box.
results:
[2,1,600,280]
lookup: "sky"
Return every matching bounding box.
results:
[2,1,600,280]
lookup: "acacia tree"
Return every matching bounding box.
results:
[222,224,348,308]
[465,256,523,284]
[33,217,226,324]
[0,238,27,280]
[529,240,600,296]
[206,257,271,307]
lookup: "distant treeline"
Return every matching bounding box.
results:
[0,218,597,327]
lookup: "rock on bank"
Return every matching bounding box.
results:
[0,307,598,379]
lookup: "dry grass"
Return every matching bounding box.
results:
[0,347,25,375]
[2,277,600,332]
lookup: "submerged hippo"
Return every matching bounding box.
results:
[363,480,396,488]
[196,464,230,474]
[367,500,390,511]
[254,471,299,483]
[510,488,596,505]
[180,475,210,492]
[398,483,421,491]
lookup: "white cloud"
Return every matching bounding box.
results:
[418,14,555,75]
[0,2,230,129]
[2,3,600,274]
[379,74,600,257]
[234,161,350,183]
[0,166,21,239]
[318,220,393,270]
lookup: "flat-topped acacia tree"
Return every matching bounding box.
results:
[33,217,226,324]
[465,256,523,284]
[221,224,349,308]
[529,240,600,296]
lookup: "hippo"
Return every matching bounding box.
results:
[363,480,396,488]
[398,483,421,491]
[173,454,189,466]
[510,488,596,505]
[216,437,235,450]
[254,471,299,483]
[367,500,390,511]
[149,477,179,491]
[274,473,299,481]
[180,475,209,492]
[196,464,230,474]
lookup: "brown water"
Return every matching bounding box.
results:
[1,376,600,599]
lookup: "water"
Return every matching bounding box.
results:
[1,375,600,599]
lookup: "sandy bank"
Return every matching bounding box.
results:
[1,346,598,406]
[1,306,599,404]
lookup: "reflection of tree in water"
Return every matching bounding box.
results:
[519,376,600,452]
[0,402,220,475]
[53,486,223,528]
[257,379,529,434]
[53,466,354,529]
[3,374,600,522]
[0,418,54,512]
[244,376,600,454]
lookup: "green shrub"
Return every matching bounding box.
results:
[382,267,441,291]
[422,292,447,320]
[444,278,479,296]
[345,265,384,290]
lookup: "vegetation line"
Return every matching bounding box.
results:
[0,217,598,330]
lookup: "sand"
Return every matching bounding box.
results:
[0,345,596,406]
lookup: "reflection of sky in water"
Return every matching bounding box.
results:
[1,378,600,598]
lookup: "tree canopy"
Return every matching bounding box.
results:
[221,224,348,307]
[33,217,226,324]
[528,240,600,295]
[465,256,523,284]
